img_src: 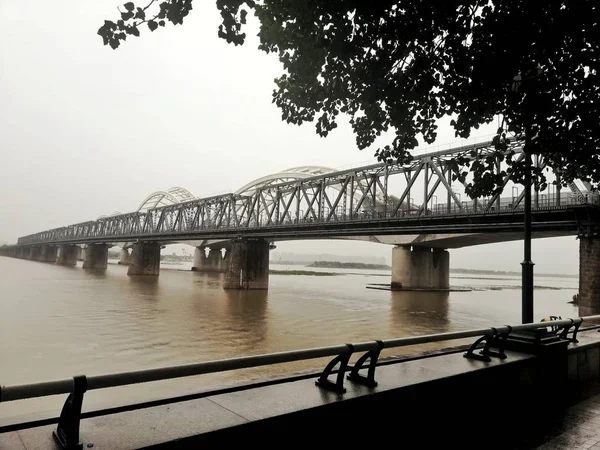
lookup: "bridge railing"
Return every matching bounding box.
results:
[1,315,598,448]
[233,192,595,229]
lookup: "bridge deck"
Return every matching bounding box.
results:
[12,204,600,246]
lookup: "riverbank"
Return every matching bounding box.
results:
[269,269,340,276]
[307,261,391,270]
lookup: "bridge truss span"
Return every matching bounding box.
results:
[16,139,600,246]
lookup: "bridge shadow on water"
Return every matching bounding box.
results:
[81,268,109,279]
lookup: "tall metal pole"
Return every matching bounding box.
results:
[522,149,534,323]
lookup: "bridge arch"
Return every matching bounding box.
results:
[235,165,410,214]
[235,166,336,195]
[136,186,197,212]
[97,211,123,219]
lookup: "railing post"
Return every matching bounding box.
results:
[53,375,87,450]
[496,155,501,211]
[295,185,300,224]
[383,166,389,218]
[534,154,539,209]
[405,171,411,215]
[347,341,384,388]
[316,344,353,394]
[447,164,452,213]
[556,171,561,206]
[349,176,354,220]
[423,163,429,215]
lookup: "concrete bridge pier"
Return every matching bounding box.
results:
[40,246,48,262]
[127,242,160,276]
[578,235,600,315]
[41,246,58,263]
[192,247,228,272]
[29,246,41,261]
[223,239,269,290]
[118,248,132,265]
[391,246,450,290]
[17,247,27,259]
[57,244,79,266]
[82,244,109,269]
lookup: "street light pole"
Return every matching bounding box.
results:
[522,148,534,323]
[513,71,536,324]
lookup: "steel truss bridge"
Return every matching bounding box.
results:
[16,140,600,247]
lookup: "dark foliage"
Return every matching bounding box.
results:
[99,1,599,197]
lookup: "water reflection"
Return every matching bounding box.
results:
[222,289,269,352]
[389,291,450,335]
[126,275,160,298]
[191,271,224,290]
[81,268,108,279]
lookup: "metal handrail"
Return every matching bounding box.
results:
[1,315,597,404]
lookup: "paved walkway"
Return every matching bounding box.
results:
[526,383,600,450]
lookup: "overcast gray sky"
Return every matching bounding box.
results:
[0,0,579,274]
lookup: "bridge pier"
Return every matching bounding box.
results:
[118,248,132,265]
[57,244,78,266]
[391,246,450,290]
[192,247,228,272]
[29,246,41,261]
[223,239,269,290]
[82,244,109,269]
[41,245,58,263]
[128,242,160,276]
[579,236,600,315]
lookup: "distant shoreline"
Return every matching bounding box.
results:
[307,261,391,270]
[450,268,578,279]
[270,260,577,279]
